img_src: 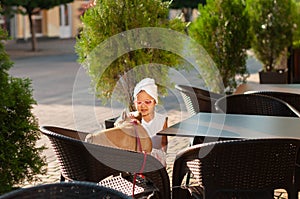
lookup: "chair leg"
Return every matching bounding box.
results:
[287,189,297,199]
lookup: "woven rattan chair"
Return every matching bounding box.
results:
[215,93,300,117]
[39,126,170,199]
[247,92,300,194]
[0,182,130,199]
[172,139,300,199]
[244,91,300,112]
[175,85,225,145]
[175,84,224,115]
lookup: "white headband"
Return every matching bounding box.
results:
[133,78,158,102]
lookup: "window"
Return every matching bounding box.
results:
[32,11,42,36]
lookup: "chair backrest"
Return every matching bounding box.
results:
[245,91,300,112]
[172,139,300,199]
[39,126,171,199]
[215,93,300,117]
[248,93,300,193]
[0,182,131,199]
[176,85,225,145]
[175,84,224,115]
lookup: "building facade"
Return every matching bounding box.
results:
[0,1,198,41]
[1,0,90,40]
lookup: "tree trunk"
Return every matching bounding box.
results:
[28,13,37,51]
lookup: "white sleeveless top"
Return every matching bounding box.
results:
[141,112,167,166]
[141,112,166,149]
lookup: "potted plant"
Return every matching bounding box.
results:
[188,0,251,93]
[0,23,46,194]
[247,0,295,84]
[75,0,188,127]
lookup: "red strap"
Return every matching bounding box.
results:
[131,122,147,197]
[132,152,147,197]
[131,121,143,152]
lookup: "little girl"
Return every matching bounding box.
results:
[132,78,168,166]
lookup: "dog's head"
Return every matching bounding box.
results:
[114,110,142,127]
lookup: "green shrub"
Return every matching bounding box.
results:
[0,27,46,194]
[188,0,250,93]
[247,0,295,71]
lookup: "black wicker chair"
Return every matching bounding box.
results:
[0,182,130,199]
[241,91,300,198]
[245,91,300,112]
[215,93,300,117]
[172,139,300,199]
[175,84,224,115]
[175,85,225,145]
[39,126,171,199]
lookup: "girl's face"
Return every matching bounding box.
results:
[134,91,156,120]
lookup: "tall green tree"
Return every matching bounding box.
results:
[75,0,188,110]
[189,0,250,92]
[0,0,74,51]
[0,21,46,194]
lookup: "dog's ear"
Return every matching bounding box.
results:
[121,109,128,120]
[114,109,128,127]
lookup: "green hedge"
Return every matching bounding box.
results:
[0,26,46,194]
